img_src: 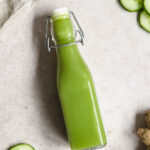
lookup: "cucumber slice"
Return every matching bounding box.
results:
[120,0,143,12]
[9,143,35,150]
[144,0,150,14]
[140,10,150,32]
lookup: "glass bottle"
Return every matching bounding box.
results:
[48,7,107,150]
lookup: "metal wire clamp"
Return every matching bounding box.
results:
[45,11,84,52]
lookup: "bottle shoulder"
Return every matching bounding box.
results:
[57,65,94,89]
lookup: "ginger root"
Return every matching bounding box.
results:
[137,128,150,146]
[137,111,150,150]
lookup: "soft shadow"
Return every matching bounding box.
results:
[137,9,143,27]
[32,15,67,142]
[116,0,122,8]
[135,113,147,150]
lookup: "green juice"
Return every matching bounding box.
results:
[51,8,107,150]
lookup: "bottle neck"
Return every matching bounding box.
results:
[51,15,75,44]
[56,43,82,67]
[51,12,83,66]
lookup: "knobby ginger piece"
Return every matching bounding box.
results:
[137,128,150,147]
[145,111,150,129]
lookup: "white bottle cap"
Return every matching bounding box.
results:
[52,7,69,18]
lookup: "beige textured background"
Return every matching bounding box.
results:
[0,0,150,150]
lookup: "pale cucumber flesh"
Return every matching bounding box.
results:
[144,0,150,14]
[120,0,143,11]
[140,10,150,32]
[9,144,35,150]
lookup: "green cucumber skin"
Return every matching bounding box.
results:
[120,0,143,12]
[139,11,150,33]
[144,0,150,15]
[9,143,35,150]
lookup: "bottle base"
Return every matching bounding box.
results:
[84,143,107,150]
